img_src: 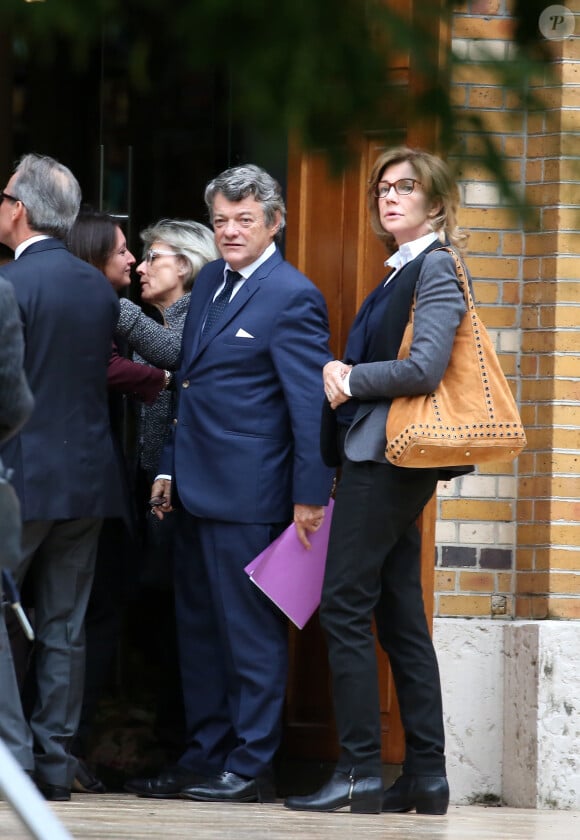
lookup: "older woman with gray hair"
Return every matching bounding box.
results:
[117,219,217,377]
[116,216,218,558]
[116,219,218,478]
[114,219,217,771]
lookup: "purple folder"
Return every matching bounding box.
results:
[244,498,334,629]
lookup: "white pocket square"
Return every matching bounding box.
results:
[235,328,255,338]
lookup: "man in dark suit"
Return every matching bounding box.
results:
[0,154,124,801]
[126,164,334,803]
[0,271,34,611]
[0,277,73,840]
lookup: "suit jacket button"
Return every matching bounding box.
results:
[173,418,178,425]
[182,380,190,388]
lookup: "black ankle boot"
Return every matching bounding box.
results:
[284,769,383,814]
[382,773,449,815]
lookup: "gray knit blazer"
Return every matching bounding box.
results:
[116,293,190,476]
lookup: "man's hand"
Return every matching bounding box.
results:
[149,478,173,521]
[323,360,352,409]
[294,503,326,550]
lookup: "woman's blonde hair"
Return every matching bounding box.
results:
[367,146,468,255]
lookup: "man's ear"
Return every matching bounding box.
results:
[16,202,34,240]
[271,210,282,234]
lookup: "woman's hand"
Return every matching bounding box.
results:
[323,360,353,410]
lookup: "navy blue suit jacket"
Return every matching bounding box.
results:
[0,238,124,520]
[160,247,334,523]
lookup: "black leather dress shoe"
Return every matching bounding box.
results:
[124,765,207,799]
[382,774,449,815]
[284,770,383,814]
[37,783,71,802]
[180,770,276,803]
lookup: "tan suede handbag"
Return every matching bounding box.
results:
[385,247,527,468]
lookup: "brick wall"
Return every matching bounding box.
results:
[435,0,580,619]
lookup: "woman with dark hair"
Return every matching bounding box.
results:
[67,209,169,400]
[67,208,127,277]
[66,208,171,793]
[285,147,470,816]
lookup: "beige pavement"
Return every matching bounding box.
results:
[1,795,580,839]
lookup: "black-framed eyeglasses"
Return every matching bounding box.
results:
[374,179,421,199]
[145,248,180,264]
[0,190,21,206]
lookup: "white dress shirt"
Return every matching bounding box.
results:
[212,241,277,301]
[15,235,50,259]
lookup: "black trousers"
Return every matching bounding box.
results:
[320,455,444,778]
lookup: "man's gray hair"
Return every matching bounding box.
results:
[12,153,81,239]
[204,164,286,239]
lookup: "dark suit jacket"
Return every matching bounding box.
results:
[0,238,125,520]
[159,247,334,523]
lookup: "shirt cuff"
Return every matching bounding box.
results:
[155,474,172,481]
[342,371,353,397]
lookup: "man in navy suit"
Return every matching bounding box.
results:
[0,154,123,801]
[126,164,334,803]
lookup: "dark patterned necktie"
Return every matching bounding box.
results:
[202,270,240,335]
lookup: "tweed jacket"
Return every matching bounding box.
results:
[117,294,191,476]
[116,295,187,370]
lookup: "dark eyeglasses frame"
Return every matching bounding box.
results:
[374,179,422,199]
[0,190,21,206]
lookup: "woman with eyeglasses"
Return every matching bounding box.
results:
[114,219,218,776]
[116,219,218,481]
[285,147,470,816]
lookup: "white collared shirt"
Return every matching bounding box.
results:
[15,234,51,260]
[213,241,277,302]
[383,231,439,285]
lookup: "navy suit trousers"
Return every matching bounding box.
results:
[173,510,288,778]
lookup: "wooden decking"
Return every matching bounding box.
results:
[1,795,580,840]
